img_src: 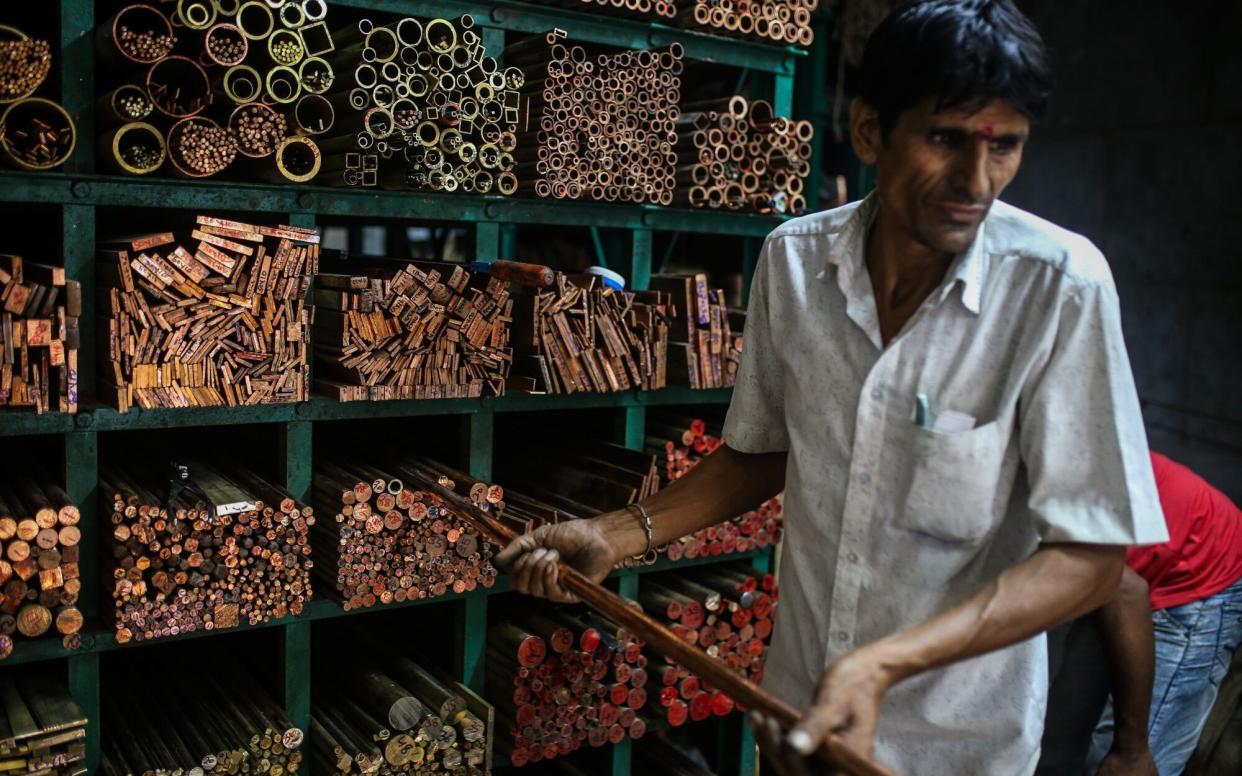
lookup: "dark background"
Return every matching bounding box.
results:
[1003,1,1242,499]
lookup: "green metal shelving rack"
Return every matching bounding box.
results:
[0,1,810,772]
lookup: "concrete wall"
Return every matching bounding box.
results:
[1005,1,1242,499]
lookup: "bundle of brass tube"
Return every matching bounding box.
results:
[513,32,682,205]
[527,0,679,20]
[672,96,812,215]
[317,14,520,193]
[0,25,52,103]
[95,0,338,180]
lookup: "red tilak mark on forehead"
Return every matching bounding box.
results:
[975,126,996,141]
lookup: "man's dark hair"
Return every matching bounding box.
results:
[860,0,1052,134]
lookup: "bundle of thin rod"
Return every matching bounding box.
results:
[0,28,51,103]
[0,254,81,414]
[651,272,743,389]
[677,0,817,46]
[489,602,649,766]
[101,661,304,776]
[319,14,522,194]
[313,252,515,402]
[313,632,492,774]
[97,2,337,180]
[98,217,317,412]
[0,672,87,775]
[311,455,499,611]
[646,410,783,561]
[527,0,678,20]
[0,469,84,659]
[641,564,778,726]
[512,32,682,205]
[674,95,813,214]
[100,459,313,644]
[510,271,669,394]
[380,454,895,775]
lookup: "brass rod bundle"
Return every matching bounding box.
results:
[0,25,52,103]
[99,120,167,175]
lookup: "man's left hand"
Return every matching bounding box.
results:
[750,645,896,775]
[1097,746,1158,776]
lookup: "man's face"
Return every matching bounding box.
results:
[853,98,1030,255]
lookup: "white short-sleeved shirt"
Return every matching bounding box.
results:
[723,195,1167,776]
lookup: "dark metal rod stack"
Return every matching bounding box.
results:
[676,0,818,46]
[513,32,683,205]
[100,662,304,775]
[0,254,82,415]
[313,635,492,774]
[509,269,669,394]
[310,455,499,610]
[100,460,314,644]
[640,564,778,726]
[0,468,84,659]
[645,410,783,561]
[0,672,88,775]
[318,15,521,194]
[96,1,336,180]
[98,217,317,412]
[313,254,515,401]
[488,602,649,766]
[673,96,813,215]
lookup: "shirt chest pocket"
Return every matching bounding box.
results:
[893,420,1012,543]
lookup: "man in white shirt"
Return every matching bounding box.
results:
[497,1,1167,773]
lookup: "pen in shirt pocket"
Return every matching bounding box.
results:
[915,393,932,428]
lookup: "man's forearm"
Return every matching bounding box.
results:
[867,543,1126,684]
[1098,567,1155,753]
[597,444,787,558]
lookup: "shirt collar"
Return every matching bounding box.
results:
[821,193,987,317]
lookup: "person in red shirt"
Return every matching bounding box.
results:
[1038,452,1242,776]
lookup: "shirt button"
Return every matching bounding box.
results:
[836,631,850,642]
[870,387,883,400]
[858,473,870,485]
[847,551,859,563]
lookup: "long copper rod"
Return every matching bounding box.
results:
[402,461,899,776]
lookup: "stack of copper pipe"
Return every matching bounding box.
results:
[96,2,337,180]
[318,15,522,194]
[313,635,492,775]
[102,661,305,776]
[674,95,813,215]
[98,218,317,412]
[0,470,84,659]
[510,269,669,394]
[645,411,784,561]
[0,254,82,415]
[0,25,75,171]
[529,0,679,20]
[677,0,817,47]
[311,455,500,610]
[100,461,314,645]
[641,565,778,726]
[313,254,515,402]
[489,603,649,766]
[512,32,682,205]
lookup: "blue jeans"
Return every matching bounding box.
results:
[1090,576,1242,775]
